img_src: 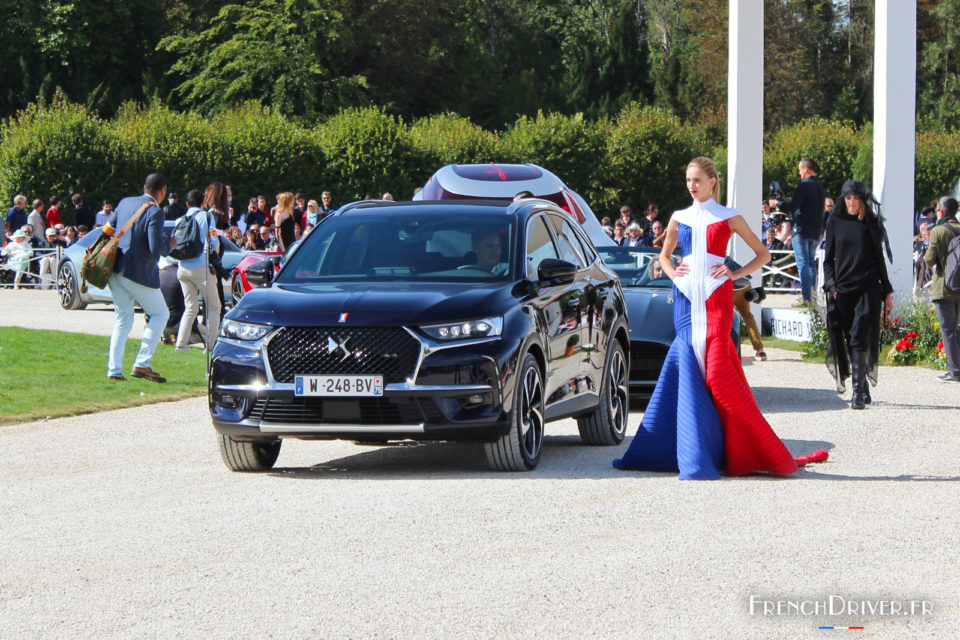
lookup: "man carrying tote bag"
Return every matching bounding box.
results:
[105,173,178,382]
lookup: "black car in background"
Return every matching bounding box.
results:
[596,245,742,399]
[209,200,630,472]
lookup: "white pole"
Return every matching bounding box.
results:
[873,0,916,300]
[727,0,764,275]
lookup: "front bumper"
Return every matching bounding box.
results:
[209,328,514,441]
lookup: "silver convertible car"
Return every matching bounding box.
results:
[596,245,741,398]
[56,221,246,310]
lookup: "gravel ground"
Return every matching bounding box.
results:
[1,288,958,639]
[0,288,137,338]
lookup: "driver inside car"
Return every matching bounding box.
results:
[463,229,508,275]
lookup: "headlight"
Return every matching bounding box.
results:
[220,319,273,341]
[418,317,502,341]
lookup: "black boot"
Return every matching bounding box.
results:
[851,350,866,410]
[856,350,872,404]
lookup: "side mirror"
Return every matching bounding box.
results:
[245,259,275,288]
[537,258,577,285]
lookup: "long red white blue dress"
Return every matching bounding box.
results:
[613,198,804,480]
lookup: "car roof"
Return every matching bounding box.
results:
[428,164,565,199]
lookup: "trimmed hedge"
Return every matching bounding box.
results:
[406,113,499,170]
[3,98,959,226]
[604,104,693,215]
[0,95,124,224]
[206,103,321,199]
[316,106,419,201]
[500,111,608,208]
[763,118,862,199]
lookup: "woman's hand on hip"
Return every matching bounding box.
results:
[672,261,690,278]
[709,263,733,279]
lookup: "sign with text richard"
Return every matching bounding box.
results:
[761,308,812,342]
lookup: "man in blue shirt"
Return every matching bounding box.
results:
[94,200,113,227]
[5,195,28,233]
[106,173,177,382]
[174,189,221,352]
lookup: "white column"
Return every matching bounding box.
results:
[726,0,764,274]
[873,0,916,299]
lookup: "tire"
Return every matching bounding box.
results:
[231,274,245,305]
[57,261,87,310]
[484,352,544,471]
[577,340,629,445]
[218,434,281,472]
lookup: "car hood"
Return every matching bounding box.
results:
[229,281,515,326]
[623,287,675,344]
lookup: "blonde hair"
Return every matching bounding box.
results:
[276,192,294,213]
[687,156,720,201]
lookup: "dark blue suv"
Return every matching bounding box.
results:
[210,200,629,471]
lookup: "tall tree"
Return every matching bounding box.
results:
[159,0,364,118]
[918,0,960,129]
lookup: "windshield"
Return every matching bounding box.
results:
[276,212,515,283]
[597,246,678,288]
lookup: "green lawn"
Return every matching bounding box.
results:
[751,336,805,352]
[0,327,208,425]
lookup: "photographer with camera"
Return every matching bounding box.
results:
[774,157,826,304]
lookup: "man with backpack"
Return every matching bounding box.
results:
[173,189,221,352]
[924,196,960,382]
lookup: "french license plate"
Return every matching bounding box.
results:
[295,375,384,397]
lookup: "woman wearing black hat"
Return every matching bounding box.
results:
[822,180,893,409]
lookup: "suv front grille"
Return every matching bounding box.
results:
[630,341,669,381]
[266,327,421,384]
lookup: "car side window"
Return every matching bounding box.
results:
[525,216,560,280]
[545,215,586,268]
[563,218,597,265]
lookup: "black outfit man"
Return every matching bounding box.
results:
[777,157,826,302]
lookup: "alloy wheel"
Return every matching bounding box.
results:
[58,263,76,307]
[231,276,245,304]
[519,366,544,460]
[606,348,629,438]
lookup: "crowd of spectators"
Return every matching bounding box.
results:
[1,187,343,287]
[602,203,666,248]
[4,184,953,300]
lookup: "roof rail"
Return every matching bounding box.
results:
[333,199,400,215]
[506,198,559,216]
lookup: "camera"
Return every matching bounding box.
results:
[767,181,792,228]
[743,286,767,303]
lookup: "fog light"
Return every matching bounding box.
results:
[458,392,492,410]
[220,394,238,409]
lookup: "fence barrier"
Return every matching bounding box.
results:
[0,246,64,289]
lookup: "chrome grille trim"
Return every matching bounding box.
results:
[264,327,420,384]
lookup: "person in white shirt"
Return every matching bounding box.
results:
[94,201,113,227]
[174,188,221,351]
